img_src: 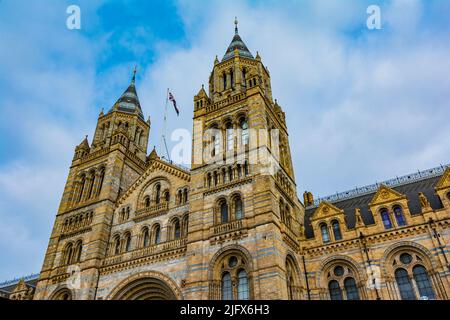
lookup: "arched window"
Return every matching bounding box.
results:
[114,236,120,255]
[328,280,342,300]
[344,277,360,300]
[320,224,330,243]
[413,265,435,300]
[125,234,132,252]
[221,272,232,300]
[74,241,82,263]
[237,269,249,300]
[183,189,188,203]
[235,197,243,220]
[279,200,285,224]
[447,191,450,201]
[395,268,416,300]
[226,122,234,151]
[164,191,170,203]
[240,119,249,145]
[393,206,407,227]
[332,221,342,241]
[178,190,183,204]
[96,169,105,196]
[230,69,234,88]
[77,175,86,203]
[173,219,181,240]
[144,196,150,208]
[143,229,150,247]
[214,131,221,157]
[228,167,233,181]
[380,209,393,229]
[182,215,189,237]
[65,243,73,265]
[220,201,229,224]
[207,173,212,188]
[154,225,161,244]
[155,184,161,204]
[244,161,249,176]
[223,72,227,90]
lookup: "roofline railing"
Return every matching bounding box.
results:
[0,273,40,288]
[310,164,449,208]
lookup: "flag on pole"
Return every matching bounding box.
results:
[168,91,180,116]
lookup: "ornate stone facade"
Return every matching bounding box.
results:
[30,23,449,301]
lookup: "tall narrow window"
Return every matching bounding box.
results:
[174,220,181,240]
[114,237,120,255]
[332,221,342,241]
[413,265,436,300]
[230,69,234,88]
[143,229,150,247]
[380,209,393,229]
[235,198,243,220]
[65,243,73,265]
[75,241,82,263]
[144,196,150,208]
[328,280,343,300]
[213,131,220,157]
[237,269,249,300]
[221,201,229,224]
[96,169,105,196]
[125,234,132,252]
[155,184,161,204]
[395,268,416,300]
[226,123,234,151]
[321,224,330,243]
[222,272,233,300]
[223,73,227,90]
[394,206,407,227]
[344,277,360,300]
[240,119,249,145]
[77,176,86,203]
[244,161,249,176]
[154,226,161,244]
[242,68,247,86]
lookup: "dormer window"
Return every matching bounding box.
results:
[380,209,393,229]
[320,223,330,243]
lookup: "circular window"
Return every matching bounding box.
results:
[229,256,238,268]
[400,253,413,265]
[334,266,344,277]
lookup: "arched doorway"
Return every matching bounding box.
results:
[108,272,182,300]
[50,288,73,300]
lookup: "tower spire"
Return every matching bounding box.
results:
[234,16,239,34]
[132,65,137,84]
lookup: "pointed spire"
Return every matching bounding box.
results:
[222,18,254,62]
[132,65,137,84]
[107,67,144,120]
[78,135,90,150]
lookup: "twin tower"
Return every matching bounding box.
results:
[34,21,304,300]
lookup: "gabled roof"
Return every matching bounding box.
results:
[222,19,254,62]
[304,174,444,239]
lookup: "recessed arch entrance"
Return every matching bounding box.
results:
[108,271,182,300]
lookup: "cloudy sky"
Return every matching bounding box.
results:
[0,0,449,280]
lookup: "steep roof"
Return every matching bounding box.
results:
[304,167,447,239]
[222,19,254,62]
[108,69,144,120]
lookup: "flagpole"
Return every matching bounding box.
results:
[160,88,171,161]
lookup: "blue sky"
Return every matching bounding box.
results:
[0,0,449,280]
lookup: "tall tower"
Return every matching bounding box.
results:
[186,20,305,300]
[34,71,151,300]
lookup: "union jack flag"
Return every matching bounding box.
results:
[168,91,180,116]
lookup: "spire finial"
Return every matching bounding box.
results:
[132,65,137,83]
[234,17,238,34]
